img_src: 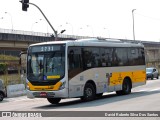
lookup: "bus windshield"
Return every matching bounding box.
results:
[27,44,65,84]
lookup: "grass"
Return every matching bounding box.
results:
[0,55,21,85]
[0,55,19,60]
[0,73,23,86]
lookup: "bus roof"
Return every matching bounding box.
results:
[29,38,144,48]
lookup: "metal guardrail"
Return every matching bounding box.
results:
[1,28,160,43]
[0,28,94,41]
[0,28,91,39]
[0,28,49,37]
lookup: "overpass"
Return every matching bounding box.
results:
[0,28,89,50]
[0,28,160,69]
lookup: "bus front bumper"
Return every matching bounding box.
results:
[26,89,68,99]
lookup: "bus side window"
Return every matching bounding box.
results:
[112,48,119,66]
[82,47,101,69]
[68,47,83,79]
[68,50,75,69]
[82,48,92,69]
[100,48,112,67]
[116,48,128,66]
[138,48,145,65]
[91,48,100,67]
[128,48,139,66]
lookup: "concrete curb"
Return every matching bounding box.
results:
[7,84,26,98]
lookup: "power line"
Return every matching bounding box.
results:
[135,12,160,21]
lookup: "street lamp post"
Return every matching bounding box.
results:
[5,12,13,30]
[31,21,38,31]
[39,19,49,34]
[66,22,73,35]
[0,17,3,29]
[0,17,4,30]
[28,2,58,40]
[132,9,136,40]
[86,25,94,37]
[78,27,83,36]
[58,25,63,32]
[103,28,110,38]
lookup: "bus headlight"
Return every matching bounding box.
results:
[26,84,30,90]
[59,81,66,90]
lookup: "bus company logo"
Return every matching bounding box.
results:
[2,112,12,117]
[1,112,42,118]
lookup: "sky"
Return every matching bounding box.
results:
[0,0,160,41]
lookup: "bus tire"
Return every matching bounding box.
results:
[116,79,131,95]
[156,75,159,79]
[47,98,61,104]
[81,83,96,101]
[151,75,154,80]
[0,92,4,101]
[96,93,103,98]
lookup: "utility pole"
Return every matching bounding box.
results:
[132,9,136,40]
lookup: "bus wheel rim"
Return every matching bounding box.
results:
[85,88,92,97]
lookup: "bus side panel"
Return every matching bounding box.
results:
[68,65,146,98]
[108,66,146,91]
[68,68,109,98]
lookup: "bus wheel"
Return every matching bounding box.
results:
[81,83,96,101]
[0,92,4,101]
[96,93,103,98]
[151,75,154,80]
[156,75,159,79]
[47,98,61,104]
[116,79,131,95]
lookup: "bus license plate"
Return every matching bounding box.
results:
[40,92,47,97]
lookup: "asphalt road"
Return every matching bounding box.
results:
[0,79,160,120]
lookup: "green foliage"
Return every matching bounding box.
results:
[0,55,18,60]
[0,63,8,72]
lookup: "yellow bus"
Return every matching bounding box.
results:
[26,38,146,104]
